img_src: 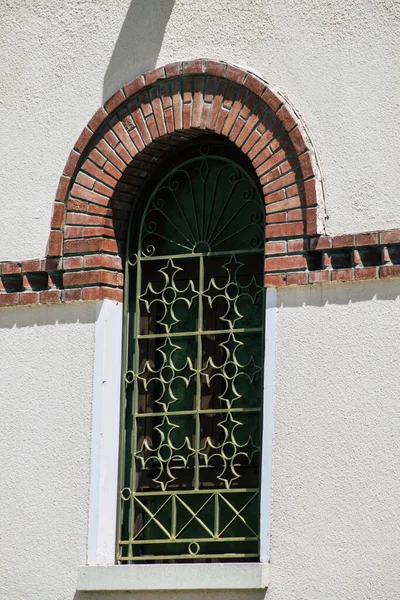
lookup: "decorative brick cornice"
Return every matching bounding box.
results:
[0,59,399,307]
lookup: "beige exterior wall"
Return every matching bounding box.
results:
[271,279,400,599]
[0,302,96,599]
[0,0,399,260]
[1,282,400,598]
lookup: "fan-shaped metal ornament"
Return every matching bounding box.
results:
[140,148,264,258]
[118,145,266,563]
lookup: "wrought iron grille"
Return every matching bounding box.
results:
[118,146,265,563]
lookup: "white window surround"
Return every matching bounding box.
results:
[78,290,277,591]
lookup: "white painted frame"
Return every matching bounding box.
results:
[82,290,277,590]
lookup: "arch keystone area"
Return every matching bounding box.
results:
[2,59,400,307]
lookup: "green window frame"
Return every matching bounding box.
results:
[117,142,266,563]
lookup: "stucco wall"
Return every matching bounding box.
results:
[0,302,96,600]
[270,279,400,600]
[1,0,399,260]
[1,281,400,598]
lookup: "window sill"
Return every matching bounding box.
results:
[77,563,269,591]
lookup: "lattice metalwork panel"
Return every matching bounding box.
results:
[118,148,265,562]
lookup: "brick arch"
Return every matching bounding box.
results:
[50,59,322,301]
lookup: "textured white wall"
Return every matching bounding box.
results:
[270,279,400,600]
[2,282,400,599]
[0,302,96,600]
[0,0,399,260]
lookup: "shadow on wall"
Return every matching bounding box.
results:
[277,278,400,308]
[103,0,176,103]
[73,591,267,600]
[0,301,96,329]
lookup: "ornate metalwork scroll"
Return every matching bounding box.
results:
[118,146,265,562]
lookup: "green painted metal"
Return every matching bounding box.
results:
[117,145,265,563]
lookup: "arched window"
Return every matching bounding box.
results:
[118,142,266,563]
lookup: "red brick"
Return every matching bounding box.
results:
[51,203,65,229]
[20,292,39,305]
[62,288,83,302]
[64,226,83,239]
[74,127,93,153]
[286,182,304,199]
[355,267,378,280]
[266,196,302,213]
[277,105,297,131]
[89,148,107,168]
[288,127,307,154]
[380,265,400,278]
[67,211,113,228]
[287,271,307,285]
[96,139,126,171]
[41,258,62,271]
[40,290,61,304]
[333,235,355,248]
[63,150,80,177]
[205,60,226,78]
[88,107,108,131]
[264,273,286,287]
[111,119,139,157]
[75,172,95,190]
[309,270,331,284]
[332,268,354,282]
[288,209,303,222]
[243,73,266,97]
[55,175,71,202]
[356,232,379,246]
[82,286,123,302]
[242,129,263,155]
[146,115,160,140]
[304,178,318,207]
[228,116,246,141]
[380,230,400,245]
[124,75,145,98]
[165,62,182,77]
[182,59,204,75]
[215,107,229,134]
[299,152,314,179]
[264,189,285,204]
[265,255,307,271]
[266,222,305,238]
[265,240,287,254]
[64,238,119,255]
[309,236,332,250]
[236,113,260,148]
[21,259,41,272]
[192,77,205,128]
[47,230,62,256]
[224,64,245,84]
[68,198,89,213]
[2,262,21,275]
[266,212,286,224]
[63,256,84,270]
[104,89,125,113]
[162,107,173,133]
[288,239,307,253]
[200,102,212,130]
[306,207,318,235]
[83,160,117,188]
[261,87,282,112]
[84,254,123,270]
[263,171,297,195]
[63,270,121,287]
[0,293,19,306]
